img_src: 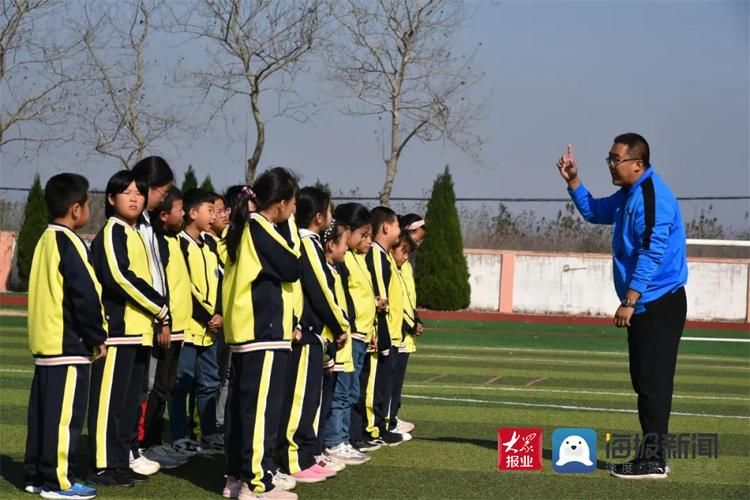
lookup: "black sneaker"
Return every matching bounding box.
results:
[86,469,136,487]
[353,439,382,452]
[120,468,149,482]
[364,438,388,452]
[610,460,668,479]
[380,431,404,447]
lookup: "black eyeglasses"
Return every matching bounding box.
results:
[606,157,640,169]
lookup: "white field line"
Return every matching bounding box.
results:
[415,353,750,372]
[402,394,750,420]
[417,345,749,363]
[682,337,750,343]
[0,368,32,374]
[404,383,750,402]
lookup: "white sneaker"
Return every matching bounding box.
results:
[392,430,413,442]
[315,454,346,472]
[270,470,296,491]
[325,443,369,465]
[129,453,160,475]
[396,417,415,433]
[343,443,371,463]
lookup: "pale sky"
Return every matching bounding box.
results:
[2,0,748,229]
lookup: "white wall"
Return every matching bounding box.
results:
[512,254,619,317]
[685,261,748,322]
[465,250,749,322]
[466,253,502,311]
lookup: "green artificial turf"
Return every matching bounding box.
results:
[1,314,748,499]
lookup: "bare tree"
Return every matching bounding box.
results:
[1,0,84,153]
[329,0,485,205]
[172,0,323,183]
[74,0,179,168]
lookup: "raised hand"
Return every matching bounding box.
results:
[557,144,580,188]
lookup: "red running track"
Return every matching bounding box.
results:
[2,294,746,332]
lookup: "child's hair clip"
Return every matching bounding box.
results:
[241,185,256,201]
[322,218,337,244]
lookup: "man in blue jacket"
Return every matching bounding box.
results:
[557,133,688,479]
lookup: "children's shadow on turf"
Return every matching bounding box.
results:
[1,454,26,490]
[160,455,226,494]
[418,436,497,450]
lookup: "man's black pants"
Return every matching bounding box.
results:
[627,287,687,462]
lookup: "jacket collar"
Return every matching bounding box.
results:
[627,166,655,192]
[179,230,204,246]
[371,240,387,254]
[299,228,320,241]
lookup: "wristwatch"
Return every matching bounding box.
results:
[621,298,637,308]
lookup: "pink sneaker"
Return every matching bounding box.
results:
[223,476,243,498]
[310,463,337,478]
[292,465,327,483]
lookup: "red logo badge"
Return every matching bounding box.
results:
[497,428,543,471]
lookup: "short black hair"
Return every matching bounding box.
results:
[614,133,651,168]
[149,186,183,234]
[154,186,183,216]
[370,206,397,235]
[334,202,371,230]
[182,188,214,216]
[396,231,418,253]
[132,156,175,187]
[105,170,148,218]
[296,186,331,229]
[45,173,89,219]
[208,192,226,205]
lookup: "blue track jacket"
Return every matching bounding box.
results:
[568,168,688,314]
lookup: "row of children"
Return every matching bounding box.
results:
[24,157,427,500]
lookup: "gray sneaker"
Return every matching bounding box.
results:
[143,444,188,469]
[200,434,225,455]
[173,438,201,457]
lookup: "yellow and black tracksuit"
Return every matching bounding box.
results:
[340,250,377,444]
[141,231,193,448]
[204,226,229,266]
[203,228,233,431]
[24,224,108,491]
[89,216,169,471]
[223,213,300,493]
[278,229,349,474]
[389,260,421,430]
[171,230,223,440]
[363,241,403,438]
[329,266,353,373]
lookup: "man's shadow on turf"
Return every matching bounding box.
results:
[418,437,610,471]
